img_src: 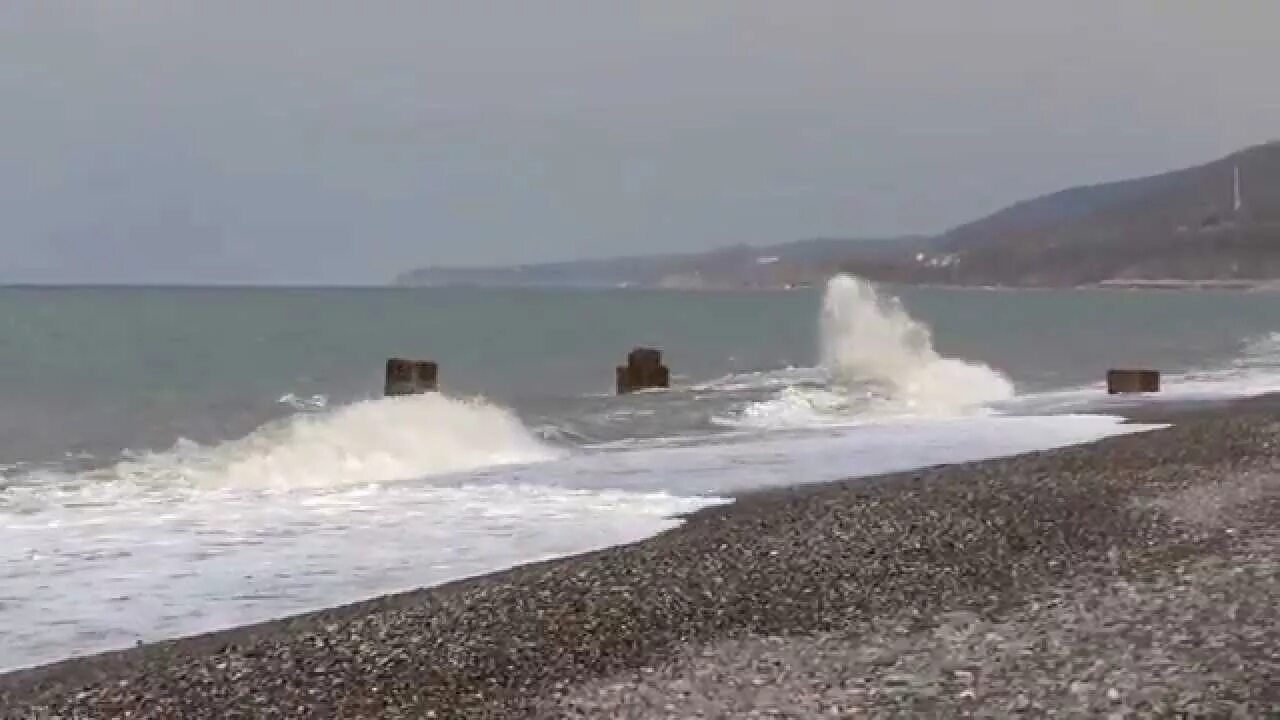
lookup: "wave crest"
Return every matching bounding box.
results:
[718,275,1014,429]
[819,274,1014,414]
[16,394,561,502]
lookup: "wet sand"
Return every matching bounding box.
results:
[4,396,1280,718]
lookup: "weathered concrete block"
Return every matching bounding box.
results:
[385,357,438,396]
[616,347,670,394]
[1107,368,1160,394]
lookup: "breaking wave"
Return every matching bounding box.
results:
[820,274,1015,412]
[3,394,561,509]
[718,275,1014,428]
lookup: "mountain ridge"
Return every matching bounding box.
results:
[397,142,1280,289]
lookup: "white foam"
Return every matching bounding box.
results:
[3,394,562,513]
[1,476,718,671]
[1166,331,1280,397]
[820,275,1014,413]
[719,276,1015,429]
[548,413,1163,496]
[278,393,329,410]
[693,366,821,393]
[713,385,868,430]
[0,392,724,670]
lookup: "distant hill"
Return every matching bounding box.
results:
[913,140,1280,286]
[395,236,932,289]
[397,142,1280,289]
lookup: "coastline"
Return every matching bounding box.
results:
[4,396,1280,717]
[387,277,1280,293]
[683,280,1280,294]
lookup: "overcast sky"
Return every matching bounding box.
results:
[2,2,1279,284]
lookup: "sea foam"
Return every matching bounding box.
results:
[2,393,561,514]
[719,275,1014,428]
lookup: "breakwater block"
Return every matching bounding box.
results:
[616,347,670,394]
[1107,369,1160,394]
[385,358,439,396]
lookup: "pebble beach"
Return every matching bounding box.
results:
[4,398,1280,718]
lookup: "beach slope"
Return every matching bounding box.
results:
[4,401,1280,717]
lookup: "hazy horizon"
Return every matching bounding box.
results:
[4,2,1280,284]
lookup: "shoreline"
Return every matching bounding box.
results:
[388,278,1280,293]
[4,395,1280,716]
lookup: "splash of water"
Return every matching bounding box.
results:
[714,276,1015,429]
[819,274,1014,414]
[1,393,562,514]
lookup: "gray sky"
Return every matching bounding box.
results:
[3,1,1279,284]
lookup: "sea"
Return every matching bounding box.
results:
[2,277,1278,671]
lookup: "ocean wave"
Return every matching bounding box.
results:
[717,275,1014,429]
[2,393,562,513]
[819,275,1014,412]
